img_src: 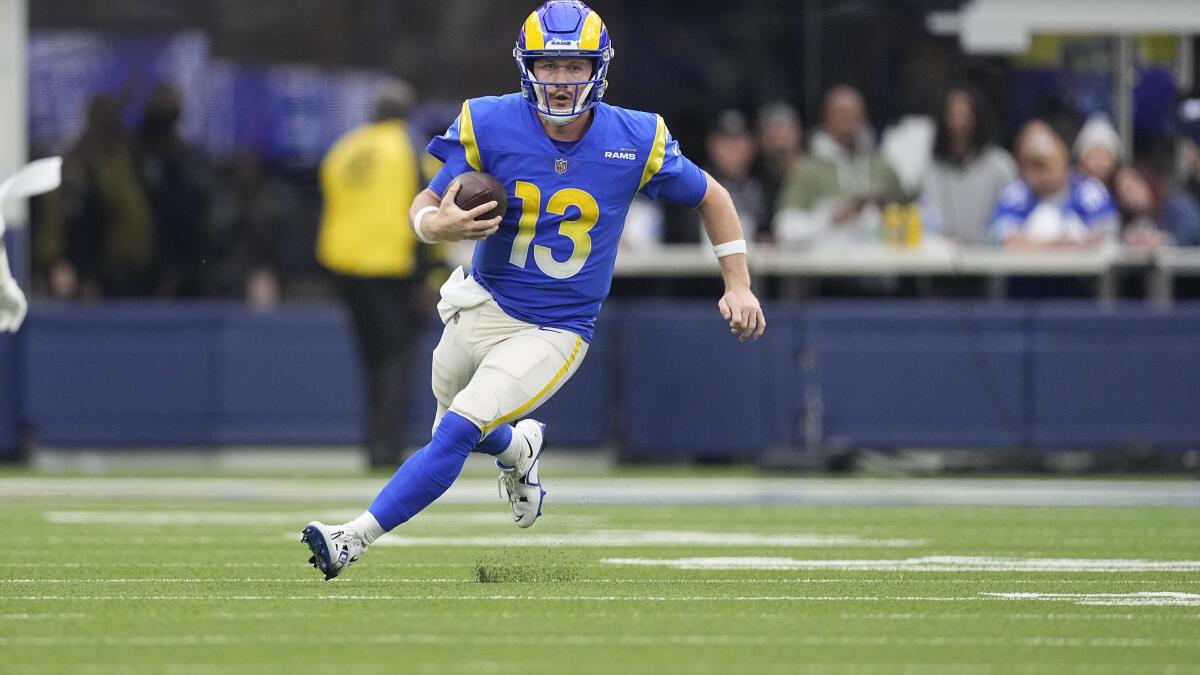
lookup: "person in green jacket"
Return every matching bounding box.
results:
[773,85,905,247]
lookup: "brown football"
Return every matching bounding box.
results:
[453,171,508,221]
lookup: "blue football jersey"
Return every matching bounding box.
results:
[990,174,1117,242]
[426,93,708,341]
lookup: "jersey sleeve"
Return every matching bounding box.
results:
[989,180,1034,242]
[638,116,708,208]
[425,100,483,197]
[1073,177,1118,228]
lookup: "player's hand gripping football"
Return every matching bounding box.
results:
[718,286,765,342]
[425,181,503,242]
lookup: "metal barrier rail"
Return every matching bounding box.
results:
[612,244,1200,302]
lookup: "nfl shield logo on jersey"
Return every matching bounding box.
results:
[554,158,568,174]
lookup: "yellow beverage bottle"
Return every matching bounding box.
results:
[904,202,923,248]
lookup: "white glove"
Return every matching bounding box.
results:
[0,252,27,332]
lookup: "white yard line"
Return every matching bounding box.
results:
[11,592,1196,607]
[985,591,1200,607]
[368,530,924,548]
[0,664,1177,675]
[0,561,460,568]
[4,477,1198,506]
[0,612,87,620]
[4,577,1198,585]
[837,611,1197,621]
[168,609,1199,621]
[6,594,970,601]
[43,510,600,526]
[601,556,1200,572]
[0,633,1193,649]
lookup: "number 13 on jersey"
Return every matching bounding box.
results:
[508,181,598,280]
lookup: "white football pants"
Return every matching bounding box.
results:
[430,269,588,437]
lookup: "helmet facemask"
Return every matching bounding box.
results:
[515,49,613,126]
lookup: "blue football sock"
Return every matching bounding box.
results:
[473,424,513,456]
[367,411,480,531]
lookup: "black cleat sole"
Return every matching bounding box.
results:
[300,525,338,581]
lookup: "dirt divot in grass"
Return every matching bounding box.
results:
[474,549,579,583]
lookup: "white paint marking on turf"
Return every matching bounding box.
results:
[44,510,598,526]
[985,592,1200,607]
[0,634,1193,649]
[0,579,474,584]
[838,611,1200,621]
[600,556,1200,572]
[7,476,1200,506]
[11,578,1197,587]
[16,593,1200,608]
[0,612,87,620]
[9,594,968,602]
[0,561,458,568]
[366,530,924,548]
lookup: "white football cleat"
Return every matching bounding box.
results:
[497,419,547,529]
[300,521,367,581]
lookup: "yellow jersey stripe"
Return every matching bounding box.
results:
[483,335,584,433]
[523,12,545,50]
[638,115,668,190]
[459,100,482,171]
[579,12,604,50]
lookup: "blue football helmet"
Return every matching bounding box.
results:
[514,1,614,125]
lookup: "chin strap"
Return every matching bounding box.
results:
[539,111,581,127]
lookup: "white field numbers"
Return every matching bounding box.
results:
[508,181,598,280]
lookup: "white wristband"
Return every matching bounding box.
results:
[412,206,439,245]
[712,239,747,258]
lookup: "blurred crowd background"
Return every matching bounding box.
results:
[20,0,1200,305]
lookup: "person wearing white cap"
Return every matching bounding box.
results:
[1073,113,1200,249]
[990,120,1117,249]
[1074,114,1123,187]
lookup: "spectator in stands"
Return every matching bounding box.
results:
[1110,165,1200,249]
[1074,115,1123,187]
[207,151,289,308]
[773,85,905,246]
[920,87,1015,245]
[1182,97,1200,205]
[1169,97,1200,246]
[134,82,214,297]
[754,102,803,230]
[991,120,1117,249]
[1074,115,1200,249]
[38,94,155,298]
[706,110,768,240]
[317,80,442,469]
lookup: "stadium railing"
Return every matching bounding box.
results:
[614,245,1182,302]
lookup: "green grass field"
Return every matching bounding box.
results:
[2,475,1199,674]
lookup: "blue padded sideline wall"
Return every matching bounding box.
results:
[807,303,1028,448]
[8,300,1200,454]
[16,302,612,449]
[616,302,794,460]
[0,333,17,460]
[1029,303,1200,449]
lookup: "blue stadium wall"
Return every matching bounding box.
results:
[2,300,1199,460]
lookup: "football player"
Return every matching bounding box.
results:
[302,0,765,579]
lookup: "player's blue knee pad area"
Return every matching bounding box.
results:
[367,411,481,530]
[473,424,512,456]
